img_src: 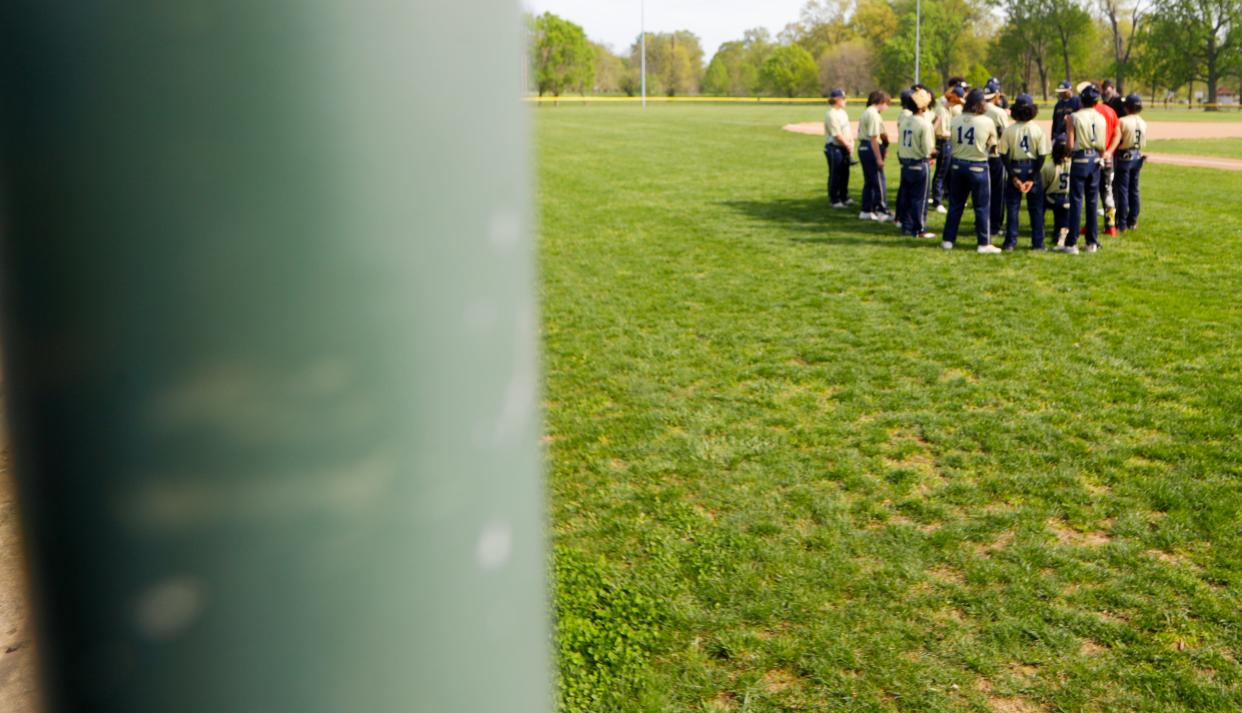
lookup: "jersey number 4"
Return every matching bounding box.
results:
[1019,135,1031,154]
[957,126,975,144]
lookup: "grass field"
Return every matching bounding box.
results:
[539,105,1242,712]
[1148,137,1242,159]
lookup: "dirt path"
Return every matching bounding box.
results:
[783,121,1242,170]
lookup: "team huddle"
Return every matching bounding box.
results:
[823,78,1148,254]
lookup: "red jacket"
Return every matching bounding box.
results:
[1095,102,1119,149]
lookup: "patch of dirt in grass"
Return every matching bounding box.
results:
[989,696,1049,713]
[973,530,1015,556]
[1145,549,1201,570]
[1080,640,1108,656]
[1095,610,1130,625]
[1082,481,1111,496]
[1047,518,1112,547]
[929,566,966,585]
[707,691,738,711]
[762,669,799,694]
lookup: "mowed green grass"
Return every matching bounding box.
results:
[538,104,1242,713]
[1149,137,1242,159]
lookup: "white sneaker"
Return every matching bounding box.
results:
[940,241,954,250]
[1085,243,1099,253]
[874,212,893,223]
[936,205,947,214]
[831,202,846,209]
[977,244,1003,254]
[1053,245,1080,254]
[917,232,937,239]
[859,211,875,220]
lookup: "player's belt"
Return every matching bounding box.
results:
[899,158,927,167]
[1011,159,1035,167]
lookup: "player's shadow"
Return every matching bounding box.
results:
[720,196,961,249]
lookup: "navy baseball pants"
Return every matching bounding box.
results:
[988,155,1006,235]
[1004,160,1046,249]
[943,159,991,247]
[931,139,951,206]
[858,143,888,215]
[1066,151,1101,248]
[824,143,850,205]
[898,158,931,235]
[1113,154,1143,231]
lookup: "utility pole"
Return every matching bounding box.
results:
[915,0,922,84]
[641,0,647,108]
[0,3,548,712]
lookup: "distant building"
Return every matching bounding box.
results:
[1218,88,1237,106]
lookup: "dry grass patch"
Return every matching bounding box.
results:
[761,669,799,694]
[990,696,1049,713]
[1047,518,1112,547]
[706,691,738,711]
[928,566,966,585]
[1080,640,1108,656]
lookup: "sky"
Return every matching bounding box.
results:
[523,0,809,58]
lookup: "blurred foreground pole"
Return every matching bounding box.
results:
[0,2,547,712]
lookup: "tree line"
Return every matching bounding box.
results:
[529,0,1242,106]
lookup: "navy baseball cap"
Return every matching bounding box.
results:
[829,88,845,99]
[1081,84,1101,102]
[965,88,986,107]
[1013,93,1034,107]
[1124,93,1143,109]
[950,84,967,98]
[1056,80,1073,93]
[984,78,1001,94]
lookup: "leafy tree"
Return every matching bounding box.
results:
[1146,0,1242,107]
[761,44,821,97]
[630,31,706,96]
[852,0,900,45]
[532,13,594,98]
[592,43,628,94]
[819,40,876,95]
[1042,0,1098,81]
[702,29,774,96]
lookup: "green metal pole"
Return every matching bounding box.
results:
[0,3,546,712]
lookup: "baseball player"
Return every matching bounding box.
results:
[897,87,938,239]
[983,78,1011,238]
[930,78,966,214]
[997,94,1051,250]
[1042,138,1073,238]
[1113,94,1147,232]
[1051,80,1080,140]
[1057,83,1108,254]
[824,88,854,209]
[1089,81,1121,236]
[894,89,916,229]
[857,90,892,221]
[942,89,1003,253]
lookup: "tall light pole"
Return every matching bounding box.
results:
[641,0,647,108]
[914,0,922,84]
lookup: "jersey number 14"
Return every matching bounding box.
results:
[957,126,975,144]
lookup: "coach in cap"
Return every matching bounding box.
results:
[1052,80,1081,141]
